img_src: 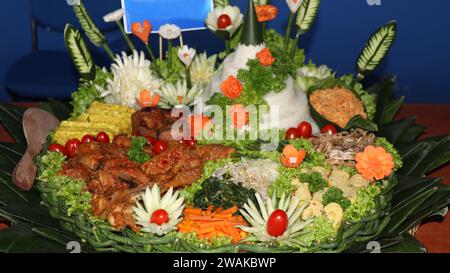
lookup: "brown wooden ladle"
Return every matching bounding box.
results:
[12,108,60,191]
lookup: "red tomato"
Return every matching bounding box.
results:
[321,124,337,135]
[153,140,168,155]
[297,121,312,139]
[150,209,169,225]
[48,143,66,155]
[183,139,197,149]
[65,139,81,158]
[217,14,232,29]
[96,132,110,143]
[285,127,299,140]
[81,134,95,144]
[267,209,288,237]
[145,136,156,145]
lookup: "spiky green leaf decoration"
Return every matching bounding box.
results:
[296,0,321,34]
[356,21,397,75]
[64,24,96,81]
[72,1,106,47]
[214,0,229,8]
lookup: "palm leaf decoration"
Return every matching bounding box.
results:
[356,21,397,76]
[72,1,106,47]
[64,24,96,81]
[295,0,321,34]
[214,0,229,8]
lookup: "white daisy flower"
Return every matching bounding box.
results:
[190,53,217,86]
[158,24,181,40]
[100,51,163,108]
[177,45,196,67]
[205,5,243,36]
[133,185,185,236]
[286,0,303,14]
[103,8,125,23]
[154,80,204,109]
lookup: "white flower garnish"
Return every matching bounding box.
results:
[177,45,196,67]
[154,80,204,109]
[205,5,243,36]
[190,53,217,86]
[103,8,125,23]
[238,193,313,245]
[66,0,80,6]
[286,0,303,14]
[158,24,181,40]
[100,51,163,108]
[133,185,185,236]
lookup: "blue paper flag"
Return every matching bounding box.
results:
[122,0,214,33]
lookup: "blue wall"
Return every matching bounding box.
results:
[1,0,450,102]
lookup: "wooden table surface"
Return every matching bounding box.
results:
[0,103,449,252]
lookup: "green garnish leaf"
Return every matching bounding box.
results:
[127,137,151,164]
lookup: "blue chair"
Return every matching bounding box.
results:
[5,0,122,101]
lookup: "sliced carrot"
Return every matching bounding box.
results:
[220,206,238,215]
[206,205,214,216]
[184,208,203,216]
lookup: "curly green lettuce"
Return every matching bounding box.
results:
[70,67,111,119]
[37,152,92,216]
[296,216,337,247]
[345,184,382,222]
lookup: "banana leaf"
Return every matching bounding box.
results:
[381,233,427,253]
[378,117,416,145]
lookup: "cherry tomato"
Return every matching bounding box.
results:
[150,209,169,225]
[217,14,232,29]
[96,132,110,143]
[285,127,299,140]
[297,121,312,139]
[267,209,288,237]
[145,136,156,145]
[81,134,95,144]
[65,139,81,158]
[48,143,66,155]
[183,139,197,149]
[153,140,168,155]
[321,124,337,135]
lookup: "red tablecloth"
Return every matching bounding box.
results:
[0,103,449,252]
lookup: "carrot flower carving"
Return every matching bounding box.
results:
[280,144,306,168]
[221,76,243,99]
[355,146,395,181]
[136,90,160,109]
[256,48,276,66]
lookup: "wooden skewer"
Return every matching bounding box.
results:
[159,36,163,61]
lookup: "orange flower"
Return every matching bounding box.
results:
[256,48,276,66]
[280,144,306,168]
[132,20,152,44]
[136,90,160,108]
[230,104,249,129]
[221,76,243,99]
[189,115,213,138]
[256,5,278,22]
[355,146,395,181]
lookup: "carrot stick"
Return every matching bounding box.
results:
[220,206,238,214]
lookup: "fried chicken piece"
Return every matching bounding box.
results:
[163,167,203,190]
[58,160,91,181]
[194,144,237,161]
